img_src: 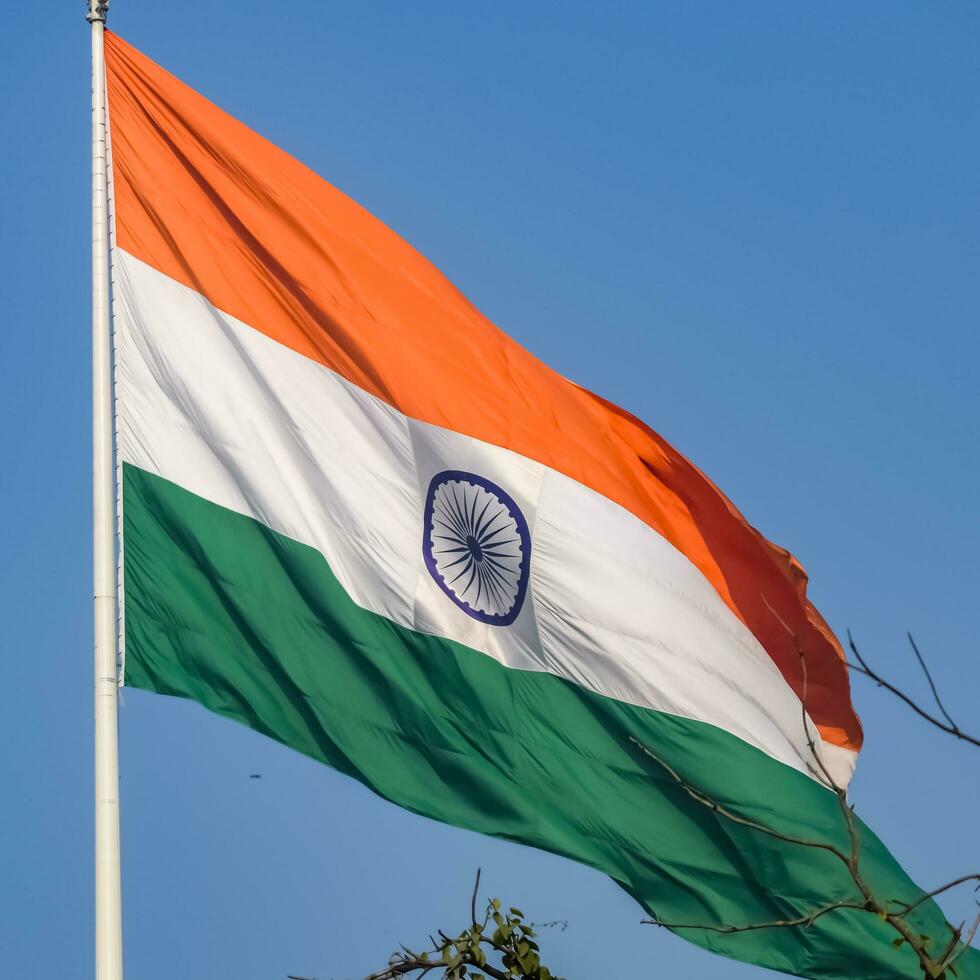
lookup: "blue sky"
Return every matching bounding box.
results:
[2,3,978,977]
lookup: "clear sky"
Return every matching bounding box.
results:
[2,3,978,978]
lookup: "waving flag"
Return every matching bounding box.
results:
[105,32,971,979]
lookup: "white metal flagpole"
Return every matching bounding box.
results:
[88,0,123,977]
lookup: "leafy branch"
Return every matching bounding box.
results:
[366,870,563,980]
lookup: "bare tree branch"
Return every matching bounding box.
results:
[846,632,979,748]
[637,609,978,979]
[643,900,869,934]
[891,874,980,917]
[628,736,851,868]
[907,634,958,731]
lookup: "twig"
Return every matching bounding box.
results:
[907,633,958,731]
[644,900,869,934]
[943,913,980,972]
[759,594,838,790]
[471,867,482,926]
[890,874,980,917]
[847,632,979,748]
[629,736,851,868]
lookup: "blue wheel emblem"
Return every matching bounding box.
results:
[422,470,531,626]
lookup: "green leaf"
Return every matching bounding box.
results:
[510,907,525,918]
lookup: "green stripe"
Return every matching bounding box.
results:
[122,463,977,979]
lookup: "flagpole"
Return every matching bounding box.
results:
[88,1,123,978]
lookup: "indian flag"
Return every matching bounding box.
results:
[105,32,970,979]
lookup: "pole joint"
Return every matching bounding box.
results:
[86,0,108,24]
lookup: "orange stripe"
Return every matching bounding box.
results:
[105,31,861,752]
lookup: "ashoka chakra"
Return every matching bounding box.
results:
[422,470,531,626]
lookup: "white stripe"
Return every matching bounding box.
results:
[114,249,854,785]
